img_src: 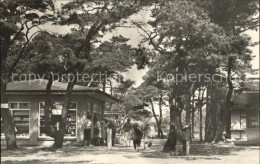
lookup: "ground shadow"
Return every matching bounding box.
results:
[1,140,259,162]
[135,141,255,161]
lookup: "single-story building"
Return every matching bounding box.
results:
[1,80,118,146]
[230,79,259,143]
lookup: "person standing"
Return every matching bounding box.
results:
[94,115,102,146]
[123,118,132,147]
[101,118,108,146]
[84,115,92,146]
[108,118,117,146]
[132,123,143,151]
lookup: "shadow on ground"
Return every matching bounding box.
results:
[1,139,259,162]
[129,140,257,161]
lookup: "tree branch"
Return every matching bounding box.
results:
[8,31,40,78]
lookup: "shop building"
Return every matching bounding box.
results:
[1,80,118,146]
[230,79,259,143]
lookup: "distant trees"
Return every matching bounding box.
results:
[135,84,166,138]
[110,79,151,123]
[90,35,136,92]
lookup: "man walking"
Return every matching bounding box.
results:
[132,123,143,151]
[123,118,132,147]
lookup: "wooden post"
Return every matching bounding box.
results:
[90,103,94,141]
[57,122,60,131]
[186,140,190,156]
[191,94,195,139]
[107,128,112,150]
[144,129,148,150]
[183,126,191,156]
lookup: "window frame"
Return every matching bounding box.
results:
[38,102,77,139]
[240,111,247,130]
[7,102,31,139]
[247,110,259,129]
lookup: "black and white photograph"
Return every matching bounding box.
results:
[1,0,259,163]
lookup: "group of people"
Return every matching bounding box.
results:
[122,118,154,150]
[83,115,153,150]
[83,114,117,147]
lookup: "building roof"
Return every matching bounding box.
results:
[232,79,259,110]
[234,92,259,106]
[7,80,94,91]
[6,80,118,103]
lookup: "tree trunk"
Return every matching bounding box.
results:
[191,94,195,139]
[199,88,206,142]
[184,92,192,127]
[150,99,160,138]
[158,93,164,138]
[184,87,193,154]
[198,88,203,142]
[215,99,222,140]
[205,85,210,142]
[205,84,217,142]
[158,125,163,138]
[225,110,231,139]
[43,77,56,138]
[1,83,17,150]
[215,57,233,142]
[57,77,77,148]
[199,107,202,142]
[164,96,183,152]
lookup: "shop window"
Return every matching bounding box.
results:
[39,102,77,138]
[231,111,247,130]
[240,111,246,129]
[247,110,259,128]
[10,102,30,137]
